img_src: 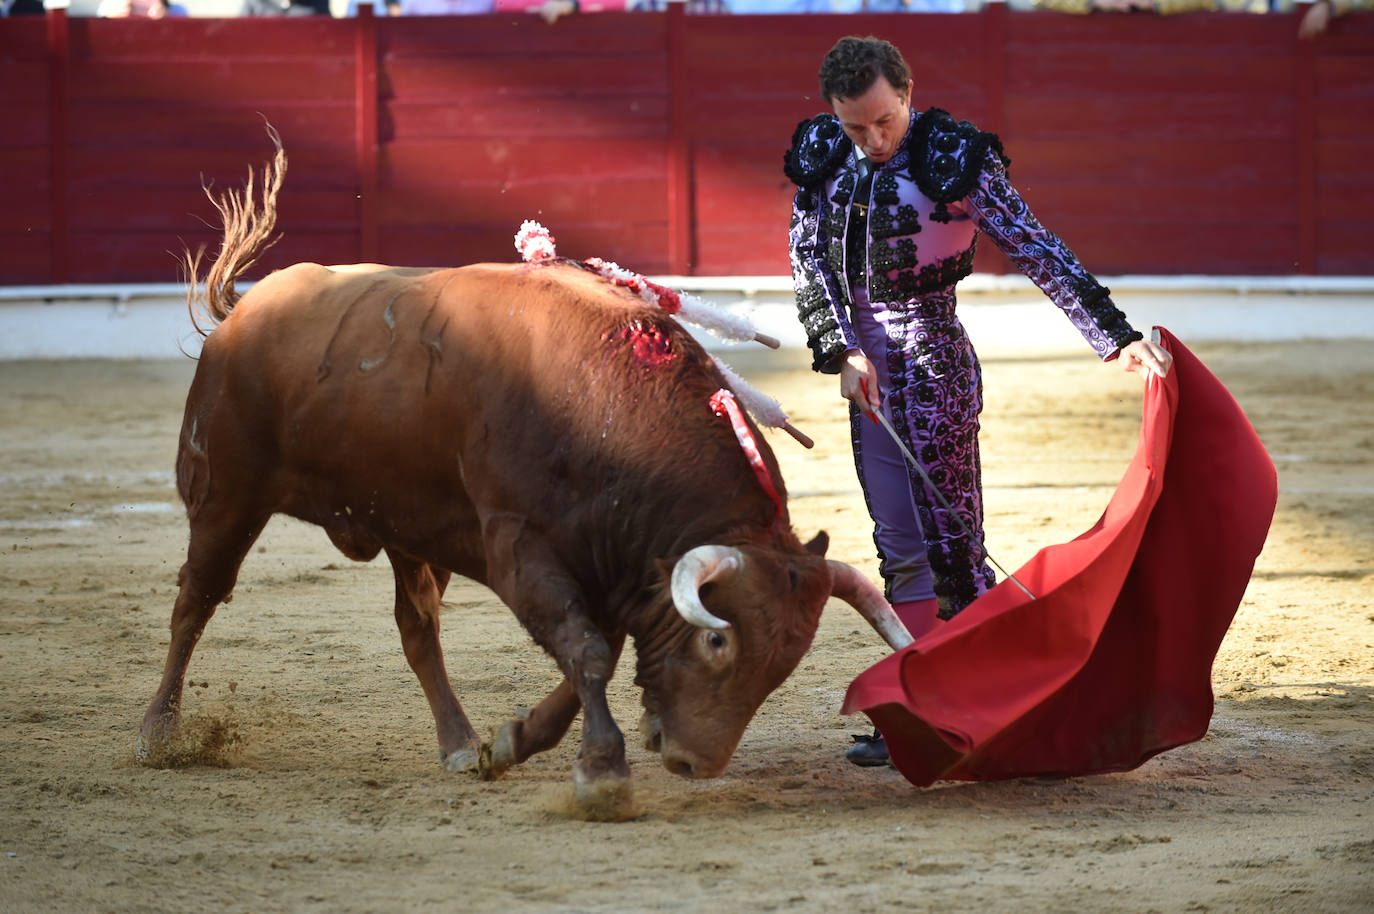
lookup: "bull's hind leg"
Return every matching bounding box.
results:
[137,501,271,762]
[386,550,483,772]
[486,633,625,778]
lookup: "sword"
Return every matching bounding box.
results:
[860,379,1037,601]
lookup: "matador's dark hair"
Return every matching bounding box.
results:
[818,36,912,104]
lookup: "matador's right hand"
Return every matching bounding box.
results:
[840,349,882,414]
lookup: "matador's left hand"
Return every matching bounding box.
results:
[1119,338,1172,379]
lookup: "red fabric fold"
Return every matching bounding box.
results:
[842,328,1277,786]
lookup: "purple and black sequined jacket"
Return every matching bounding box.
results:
[785,106,1142,373]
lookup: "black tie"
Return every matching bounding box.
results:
[847,157,874,288]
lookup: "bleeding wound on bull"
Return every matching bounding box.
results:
[605,321,676,368]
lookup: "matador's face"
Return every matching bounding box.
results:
[831,78,913,165]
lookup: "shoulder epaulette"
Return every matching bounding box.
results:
[783,114,853,191]
[907,108,1010,215]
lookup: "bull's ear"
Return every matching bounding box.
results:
[803,530,830,557]
[653,557,673,579]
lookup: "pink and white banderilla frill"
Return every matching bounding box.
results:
[514,220,813,449]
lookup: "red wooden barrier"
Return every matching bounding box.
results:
[2,10,1371,284]
[2,15,53,284]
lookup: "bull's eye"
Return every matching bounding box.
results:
[697,628,734,665]
[788,567,800,591]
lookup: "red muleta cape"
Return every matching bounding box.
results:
[842,328,1277,786]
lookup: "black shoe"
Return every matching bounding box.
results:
[844,729,890,767]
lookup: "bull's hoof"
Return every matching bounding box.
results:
[134,711,241,768]
[477,720,519,781]
[135,713,179,767]
[571,776,642,823]
[441,747,481,774]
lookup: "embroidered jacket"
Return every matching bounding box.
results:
[785,106,1142,373]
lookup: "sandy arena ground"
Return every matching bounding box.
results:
[0,329,1370,912]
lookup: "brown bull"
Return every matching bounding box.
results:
[137,133,911,814]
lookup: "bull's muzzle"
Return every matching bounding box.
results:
[659,737,729,780]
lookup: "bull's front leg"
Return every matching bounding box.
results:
[480,513,633,809]
[486,632,624,777]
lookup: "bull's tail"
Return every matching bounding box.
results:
[183,122,287,337]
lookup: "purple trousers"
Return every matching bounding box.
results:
[849,286,996,617]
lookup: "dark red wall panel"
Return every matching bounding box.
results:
[1313,43,1374,274]
[3,10,1372,284]
[374,14,671,270]
[1,20,52,284]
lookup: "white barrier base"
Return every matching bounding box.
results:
[2,277,1372,360]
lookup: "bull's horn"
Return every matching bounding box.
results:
[670,545,741,630]
[827,560,914,651]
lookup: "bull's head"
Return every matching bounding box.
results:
[637,533,911,779]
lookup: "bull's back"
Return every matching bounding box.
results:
[184,260,720,565]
